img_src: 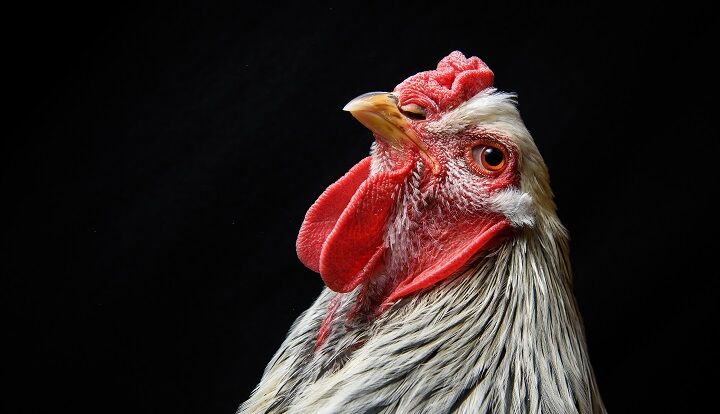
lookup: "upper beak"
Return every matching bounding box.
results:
[343,92,438,172]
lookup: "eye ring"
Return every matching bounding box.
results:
[467,143,509,176]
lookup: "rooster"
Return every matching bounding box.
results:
[239,51,605,413]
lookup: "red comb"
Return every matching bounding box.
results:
[394,51,494,114]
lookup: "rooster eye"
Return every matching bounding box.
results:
[471,145,507,173]
[399,103,426,120]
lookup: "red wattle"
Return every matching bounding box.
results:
[296,157,372,273]
[297,157,416,293]
[381,218,510,309]
[318,159,415,292]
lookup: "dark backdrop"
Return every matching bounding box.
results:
[4,2,716,413]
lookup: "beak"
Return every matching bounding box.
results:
[343,92,439,173]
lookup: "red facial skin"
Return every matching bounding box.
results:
[373,128,519,305]
[410,125,521,192]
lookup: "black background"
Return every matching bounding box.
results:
[4,2,717,413]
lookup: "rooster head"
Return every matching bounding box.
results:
[297,51,551,312]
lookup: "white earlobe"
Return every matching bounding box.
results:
[486,188,535,227]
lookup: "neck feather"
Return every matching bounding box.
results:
[241,212,605,413]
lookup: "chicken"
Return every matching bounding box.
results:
[239,51,605,413]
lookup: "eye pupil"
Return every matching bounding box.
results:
[471,144,507,174]
[482,147,504,167]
